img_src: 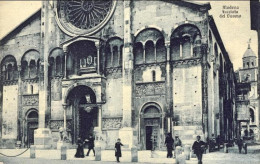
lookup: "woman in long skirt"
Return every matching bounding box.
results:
[75,138,85,158]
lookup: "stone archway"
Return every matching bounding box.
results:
[140,103,162,150]
[25,109,38,147]
[66,85,98,144]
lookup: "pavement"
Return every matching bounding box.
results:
[0,148,260,164]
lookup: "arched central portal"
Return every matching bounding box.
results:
[140,103,162,150]
[66,85,98,143]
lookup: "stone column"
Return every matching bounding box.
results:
[165,41,173,133]
[63,46,68,79]
[62,104,68,130]
[34,0,52,149]
[119,0,134,149]
[95,42,100,74]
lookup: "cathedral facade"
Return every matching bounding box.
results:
[0,0,236,149]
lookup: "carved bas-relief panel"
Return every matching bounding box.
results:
[50,120,72,131]
[23,95,39,106]
[135,82,165,97]
[102,118,122,130]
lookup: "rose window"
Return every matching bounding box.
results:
[56,0,116,36]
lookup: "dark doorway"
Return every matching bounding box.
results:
[67,85,98,143]
[26,110,38,147]
[79,105,98,141]
[146,126,153,150]
[141,104,161,150]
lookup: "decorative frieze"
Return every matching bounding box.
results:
[172,58,201,67]
[23,94,39,106]
[105,67,122,79]
[102,117,122,130]
[50,120,72,131]
[2,80,18,86]
[134,62,165,70]
[135,81,165,97]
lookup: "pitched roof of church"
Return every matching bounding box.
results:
[0,9,41,45]
[0,0,211,45]
[243,44,257,58]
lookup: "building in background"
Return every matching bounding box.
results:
[250,0,260,141]
[0,0,236,149]
[236,43,259,140]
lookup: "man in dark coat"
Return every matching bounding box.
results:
[192,135,206,164]
[115,138,124,162]
[237,138,243,153]
[165,133,174,158]
[86,135,95,156]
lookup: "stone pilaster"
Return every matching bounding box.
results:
[34,1,52,149]
[201,44,209,140]
[119,0,134,149]
[165,41,173,133]
[17,65,22,143]
[95,42,101,75]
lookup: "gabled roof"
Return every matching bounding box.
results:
[0,8,41,46]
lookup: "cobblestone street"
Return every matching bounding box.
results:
[0,148,260,164]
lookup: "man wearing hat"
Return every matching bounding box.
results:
[192,135,206,164]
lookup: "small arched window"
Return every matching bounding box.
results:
[30,85,34,94]
[119,45,123,66]
[250,108,254,122]
[134,42,144,65]
[152,70,156,82]
[22,61,29,79]
[29,60,36,78]
[182,36,191,58]
[56,56,62,75]
[170,39,180,60]
[105,46,112,67]
[6,64,12,80]
[145,41,155,63]
[113,46,119,66]
[156,39,166,62]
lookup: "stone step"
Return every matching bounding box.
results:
[228,146,260,154]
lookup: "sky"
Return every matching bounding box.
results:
[0,1,258,71]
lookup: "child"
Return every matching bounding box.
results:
[115,138,124,162]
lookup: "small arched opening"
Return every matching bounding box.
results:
[26,110,38,147]
[140,103,162,150]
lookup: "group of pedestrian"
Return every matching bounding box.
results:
[74,135,124,163]
[164,133,182,158]
[165,133,206,164]
[74,134,95,158]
